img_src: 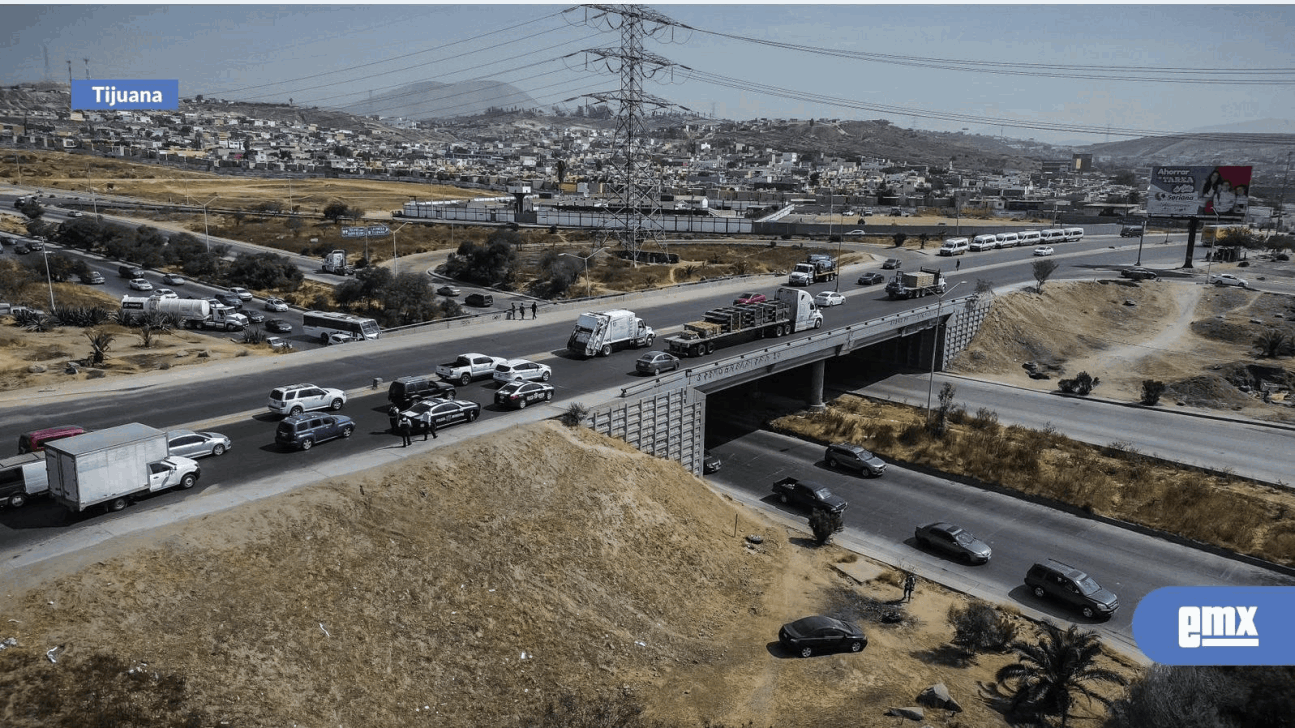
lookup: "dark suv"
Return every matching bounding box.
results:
[824,442,886,476]
[1024,559,1119,619]
[465,293,494,307]
[1119,225,1142,238]
[275,413,355,451]
[387,376,456,409]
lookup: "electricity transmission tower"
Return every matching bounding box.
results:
[568,5,690,264]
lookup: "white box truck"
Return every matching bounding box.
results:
[566,309,655,357]
[45,423,201,513]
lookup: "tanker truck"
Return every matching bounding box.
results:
[120,296,249,331]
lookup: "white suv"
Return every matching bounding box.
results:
[267,383,347,416]
[492,359,552,383]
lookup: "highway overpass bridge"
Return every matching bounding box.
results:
[582,294,992,474]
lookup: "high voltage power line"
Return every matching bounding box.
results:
[215,5,1295,142]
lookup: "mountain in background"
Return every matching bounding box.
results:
[1186,118,1295,135]
[339,79,539,121]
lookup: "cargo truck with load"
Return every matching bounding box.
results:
[664,287,822,358]
[566,309,655,358]
[120,295,249,331]
[788,256,837,286]
[44,423,201,513]
[885,266,948,300]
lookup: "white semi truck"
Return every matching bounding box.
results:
[566,309,655,358]
[321,249,355,276]
[120,296,249,331]
[45,423,201,513]
[664,287,823,358]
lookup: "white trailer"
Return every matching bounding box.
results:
[120,295,248,331]
[321,249,355,276]
[45,423,201,513]
[566,309,655,358]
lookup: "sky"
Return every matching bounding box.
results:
[2,3,1294,145]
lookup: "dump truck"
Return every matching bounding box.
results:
[664,287,822,358]
[321,249,355,276]
[788,257,837,286]
[566,309,655,358]
[884,266,948,300]
[44,423,201,514]
[120,295,249,331]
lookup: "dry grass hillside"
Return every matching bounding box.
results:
[950,279,1295,420]
[0,422,1135,728]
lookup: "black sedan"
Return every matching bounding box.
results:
[1120,266,1160,281]
[779,616,867,658]
[400,398,481,431]
[244,310,267,324]
[265,319,293,333]
[494,380,554,409]
[857,272,885,286]
[914,522,992,564]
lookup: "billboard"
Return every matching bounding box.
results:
[1148,165,1252,221]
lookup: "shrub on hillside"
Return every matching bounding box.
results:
[809,508,844,546]
[949,601,1018,656]
[1140,379,1167,406]
[1058,371,1099,396]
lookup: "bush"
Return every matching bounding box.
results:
[1058,371,1099,395]
[949,601,1018,654]
[1140,379,1167,406]
[561,402,589,427]
[809,508,844,546]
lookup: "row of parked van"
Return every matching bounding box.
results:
[938,228,1084,256]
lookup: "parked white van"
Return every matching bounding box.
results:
[1040,229,1066,243]
[1064,227,1085,242]
[995,232,1020,248]
[970,234,998,251]
[938,237,970,256]
[1018,230,1042,246]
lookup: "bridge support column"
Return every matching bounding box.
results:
[808,360,826,411]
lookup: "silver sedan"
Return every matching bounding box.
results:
[166,429,232,459]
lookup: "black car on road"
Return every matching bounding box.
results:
[1024,559,1119,619]
[779,616,867,658]
[1120,266,1159,281]
[265,319,293,333]
[914,522,992,564]
[856,272,885,286]
[772,477,847,514]
[400,398,482,431]
[275,414,355,451]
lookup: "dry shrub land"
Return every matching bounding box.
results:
[0,423,1136,727]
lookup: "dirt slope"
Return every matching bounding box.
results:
[949,279,1295,418]
[0,422,1123,728]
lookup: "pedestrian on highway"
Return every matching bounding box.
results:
[531,301,538,318]
[902,572,916,603]
[955,259,960,271]
[427,415,438,440]
[387,405,400,434]
[518,303,526,320]
[509,302,517,319]
[399,416,412,447]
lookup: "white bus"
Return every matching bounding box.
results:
[301,311,381,344]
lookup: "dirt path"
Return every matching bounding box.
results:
[1064,283,1204,379]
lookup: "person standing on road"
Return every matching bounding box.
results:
[427,415,438,440]
[508,303,516,320]
[399,416,413,447]
[387,405,400,434]
[531,301,538,318]
[955,259,960,271]
[518,303,526,320]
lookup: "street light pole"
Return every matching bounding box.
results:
[561,246,609,299]
[1135,219,1147,266]
[41,245,55,312]
[201,194,218,253]
[391,222,409,271]
[925,280,966,422]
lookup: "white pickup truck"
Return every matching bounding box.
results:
[435,353,507,385]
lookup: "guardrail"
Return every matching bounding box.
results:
[619,294,979,398]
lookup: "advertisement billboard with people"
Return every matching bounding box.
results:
[1147,165,1252,221]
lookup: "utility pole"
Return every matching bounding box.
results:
[1278,151,1292,234]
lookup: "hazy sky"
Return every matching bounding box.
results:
[3,3,1293,144]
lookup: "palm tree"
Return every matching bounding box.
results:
[995,621,1127,727]
[83,328,116,365]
